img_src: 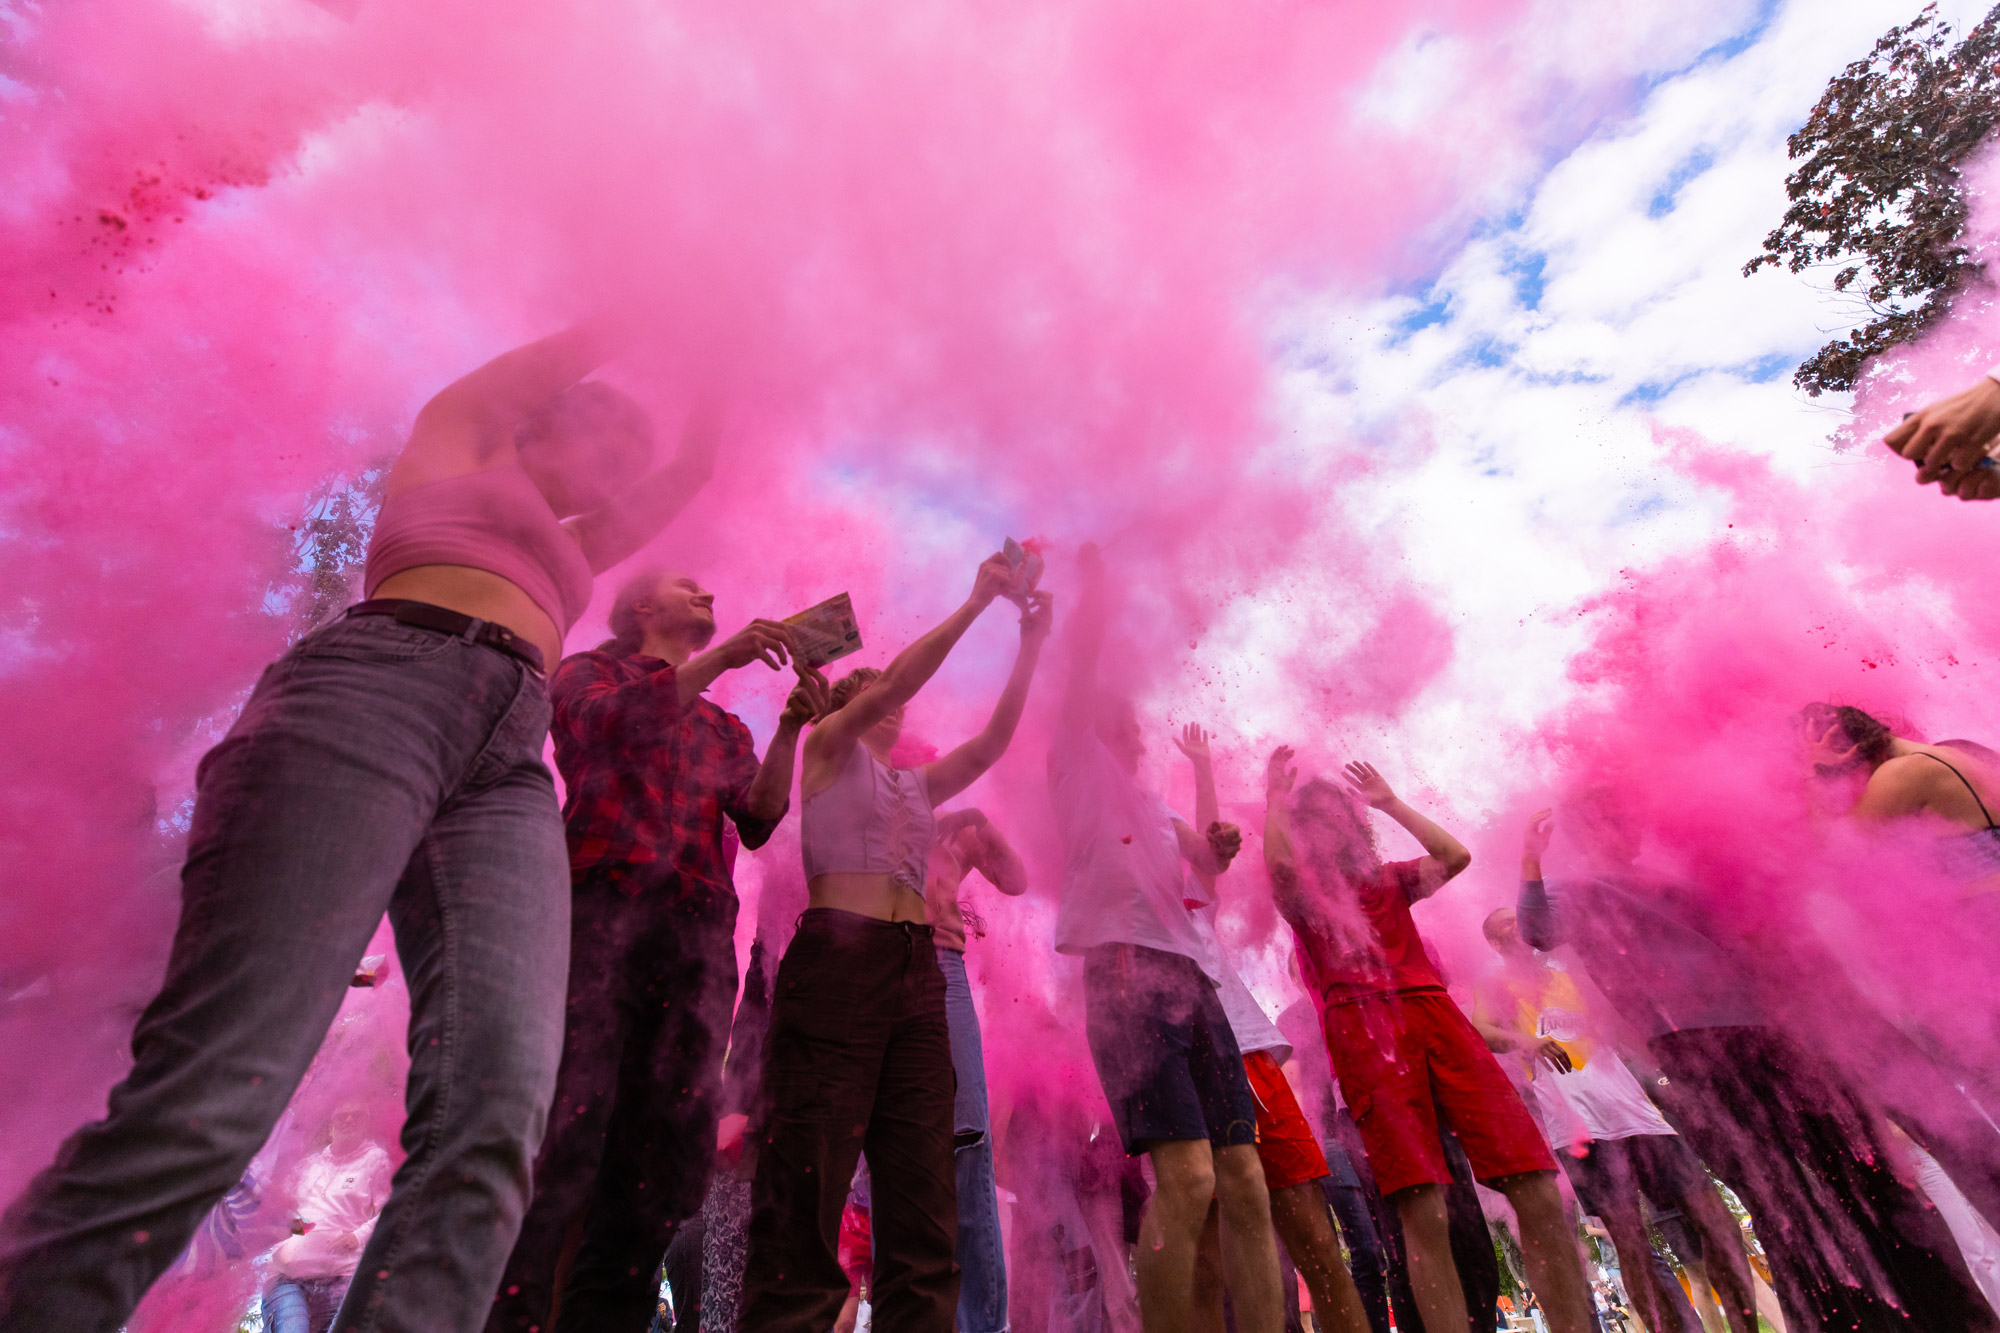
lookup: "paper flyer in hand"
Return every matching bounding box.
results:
[785,592,864,668]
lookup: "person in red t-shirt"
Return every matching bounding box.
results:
[1262,747,1593,1333]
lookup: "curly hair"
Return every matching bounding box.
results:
[1800,702,1896,768]
[829,666,883,714]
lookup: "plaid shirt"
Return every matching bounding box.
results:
[550,649,782,893]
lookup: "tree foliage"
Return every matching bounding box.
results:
[1746,3,2000,396]
[276,463,388,638]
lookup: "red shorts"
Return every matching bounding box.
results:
[1323,990,1554,1198]
[1245,1049,1330,1190]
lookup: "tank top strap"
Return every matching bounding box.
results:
[1920,751,1999,830]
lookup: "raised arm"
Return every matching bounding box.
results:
[923,591,1054,805]
[1342,760,1469,900]
[404,322,627,472]
[1516,809,1565,951]
[1174,724,1241,881]
[569,398,722,572]
[736,665,831,837]
[938,809,1029,897]
[807,553,1015,769]
[1060,544,1107,734]
[1262,746,1312,928]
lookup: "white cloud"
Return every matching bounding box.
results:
[1250,0,1996,816]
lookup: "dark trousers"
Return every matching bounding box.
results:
[742,910,959,1332]
[1649,1024,2000,1333]
[486,871,739,1333]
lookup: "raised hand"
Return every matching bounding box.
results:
[972,551,1014,607]
[781,663,831,728]
[1020,589,1055,643]
[1267,745,1298,797]
[1175,723,1213,766]
[1806,721,1860,772]
[1523,809,1554,858]
[1207,820,1242,869]
[708,619,796,672]
[1342,760,1397,809]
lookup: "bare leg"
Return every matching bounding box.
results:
[1682,1261,1726,1333]
[1136,1140,1218,1333]
[1270,1181,1372,1333]
[1212,1144,1286,1333]
[1678,1185,1758,1333]
[1494,1171,1594,1333]
[1391,1183,1469,1333]
[1191,1201,1225,1333]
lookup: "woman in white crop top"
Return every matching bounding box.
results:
[740,553,1052,1333]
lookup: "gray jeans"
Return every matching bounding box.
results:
[0,613,571,1332]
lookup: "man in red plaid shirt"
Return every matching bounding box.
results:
[487,569,827,1333]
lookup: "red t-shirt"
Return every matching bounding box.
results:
[1280,858,1446,1004]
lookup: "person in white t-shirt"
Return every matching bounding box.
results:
[1472,909,1758,1333]
[1049,545,1283,1333]
[264,1103,395,1333]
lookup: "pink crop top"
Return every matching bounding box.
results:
[363,465,595,635]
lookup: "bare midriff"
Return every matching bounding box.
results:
[371,565,564,669]
[808,872,928,924]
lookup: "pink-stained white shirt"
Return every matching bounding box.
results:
[270,1143,394,1280]
[1048,731,1221,982]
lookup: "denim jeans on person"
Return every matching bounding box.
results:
[939,947,1007,1333]
[265,1275,352,1333]
[486,868,738,1333]
[0,613,571,1333]
[741,909,959,1333]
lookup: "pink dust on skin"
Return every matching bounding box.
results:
[4,0,1982,1322]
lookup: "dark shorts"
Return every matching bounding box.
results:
[1562,1131,1710,1224]
[1083,944,1258,1156]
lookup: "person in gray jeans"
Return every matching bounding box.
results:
[0,321,727,1332]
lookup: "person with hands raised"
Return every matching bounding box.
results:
[1049,545,1285,1333]
[0,325,724,1333]
[1176,727,1372,1333]
[489,568,826,1333]
[741,555,1053,1333]
[1264,748,1595,1333]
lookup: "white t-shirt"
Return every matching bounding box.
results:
[1482,961,1674,1147]
[1047,731,1221,982]
[1186,899,1289,1061]
[271,1143,394,1280]
[1530,1057,1675,1148]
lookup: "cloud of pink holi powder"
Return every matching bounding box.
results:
[1445,422,2000,1084]
[0,0,1823,1318]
